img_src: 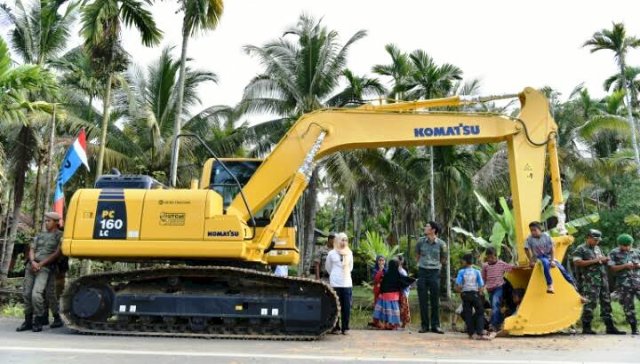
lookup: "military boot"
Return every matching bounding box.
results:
[50,314,64,328]
[630,322,638,335]
[16,313,33,332]
[582,322,597,335]
[604,319,626,335]
[31,316,43,332]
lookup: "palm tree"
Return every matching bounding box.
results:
[242,14,366,273]
[50,46,102,121]
[584,22,640,175]
[406,48,463,224]
[120,46,218,179]
[1,0,79,227]
[326,69,386,107]
[0,37,58,283]
[170,0,224,187]
[604,66,640,109]
[372,43,412,100]
[80,0,162,179]
[0,0,79,66]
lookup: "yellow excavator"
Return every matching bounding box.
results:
[60,87,582,339]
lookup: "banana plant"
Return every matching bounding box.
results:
[453,190,600,260]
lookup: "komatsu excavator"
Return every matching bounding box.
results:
[60,87,583,339]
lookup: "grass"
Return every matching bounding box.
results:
[350,285,460,330]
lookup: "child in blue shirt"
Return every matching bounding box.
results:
[455,253,491,340]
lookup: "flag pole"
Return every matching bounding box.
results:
[42,104,57,231]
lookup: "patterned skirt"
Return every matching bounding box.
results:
[372,292,401,329]
[399,293,411,327]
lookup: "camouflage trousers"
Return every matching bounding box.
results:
[44,268,61,316]
[619,286,640,326]
[23,266,52,317]
[580,283,612,324]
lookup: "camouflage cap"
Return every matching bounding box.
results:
[617,234,634,246]
[587,229,602,240]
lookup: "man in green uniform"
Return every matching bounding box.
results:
[608,233,640,335]
[16,212,63,332]
[572,229,625,334]
[415,221,447,334]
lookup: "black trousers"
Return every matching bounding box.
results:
[461,291,484,336]
[334,287,352,332]
[417,268,440,330]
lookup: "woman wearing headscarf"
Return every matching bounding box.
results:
[325,232,354,334]
[372,255,386,305]
[372,259,415,330]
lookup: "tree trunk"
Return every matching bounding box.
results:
[0,136,29,284]
[620,59,640,176]
[169,27,191,187]
[0,188,13,276]
[301,169,319,275]
[429,146,435,220]
[88,76,114,275]
[95,73,113,179]
[32,158,42,230]
[295,201,305,276]
[42,105,57,227]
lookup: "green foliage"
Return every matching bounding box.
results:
[356,231,399,267]
[591,176,640,251]
[453,191,515,258]
[455,190,601,262]
[624,214,640,228]
[1,302,23,317]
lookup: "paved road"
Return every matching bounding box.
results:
[0,318,638,363]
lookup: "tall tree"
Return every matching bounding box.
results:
[80,0,162,179]
[584,22,640,175]
[0,37,58,283]
[121,46,218,177]
[326,69,386,107]
[1,0,79,228]
[604,66,640,109]
[0,0,78,66]
[242,14,366,273]
[372,43,412,100]
[169,0,224,187]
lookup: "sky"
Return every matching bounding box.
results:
[115,0,640,120]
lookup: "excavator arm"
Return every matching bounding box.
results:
[230,88,559,265]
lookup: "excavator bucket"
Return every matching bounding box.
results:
[503,236,584,335]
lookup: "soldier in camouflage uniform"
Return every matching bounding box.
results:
[16,212,63,332]
[572,229,625,335]
[608,233,640,335]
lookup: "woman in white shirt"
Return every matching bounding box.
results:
[325,232,353,334]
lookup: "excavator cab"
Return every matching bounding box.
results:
[202,158,299,265]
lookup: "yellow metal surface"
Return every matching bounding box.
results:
[66,239,248,259]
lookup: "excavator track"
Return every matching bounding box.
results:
[61,266,339,340]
